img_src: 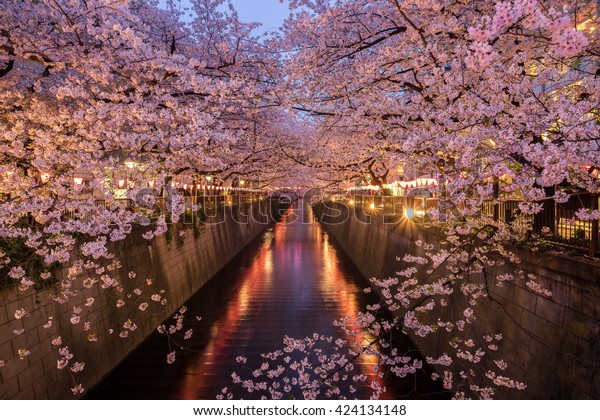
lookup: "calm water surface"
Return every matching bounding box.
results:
[88,201,444,399]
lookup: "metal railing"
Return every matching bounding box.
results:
[482,192,600,257]
[56,193,267,224]
[341,192,600,257]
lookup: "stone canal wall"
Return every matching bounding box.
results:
[0,202,272,399]
[315,202,600,399]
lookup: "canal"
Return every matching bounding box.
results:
[88,200,444,400]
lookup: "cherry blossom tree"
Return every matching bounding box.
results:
[280,0,598,195]
[221,0,599,399]
[0,0,598,399]
[0,0,289,285]
[0,0,290,394]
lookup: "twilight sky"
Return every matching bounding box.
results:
[161,0,292,35]
[229,0,291,34]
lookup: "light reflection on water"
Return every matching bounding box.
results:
[89,201,443,400]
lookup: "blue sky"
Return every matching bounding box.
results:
[160,0,292,35]
[229,0,291,34]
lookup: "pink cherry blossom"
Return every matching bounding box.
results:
[14,309,28,319]
[71,384,85,395]
[0,0,597,401]
[18,349,31,360]
[70,362,85,373]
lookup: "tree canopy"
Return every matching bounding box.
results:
[0,0,598,399]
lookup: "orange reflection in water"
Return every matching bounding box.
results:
[177,201,395,399]
[316,208,397,399]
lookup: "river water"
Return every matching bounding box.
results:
[88,200,445,400]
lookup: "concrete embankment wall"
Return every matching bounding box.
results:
[315,202,600,399]
[0,202,271,399]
